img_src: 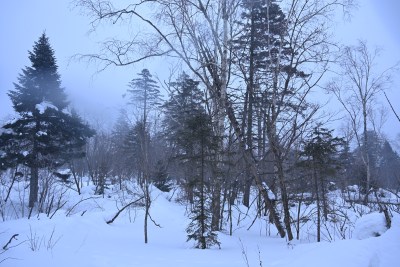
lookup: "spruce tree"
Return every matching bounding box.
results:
[298,127,344,242]
[0,33,94,208]
[126,68,161,244]
[185,112,220,249]
[162,73,219,248]
[127,69,161,125]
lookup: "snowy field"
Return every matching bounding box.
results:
[1,182,399,267]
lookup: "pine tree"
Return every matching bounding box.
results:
[0,33,94,208]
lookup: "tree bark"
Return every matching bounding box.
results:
[29,166,39,208]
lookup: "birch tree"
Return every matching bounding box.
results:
[327,40,396,202]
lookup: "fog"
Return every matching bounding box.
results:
[0,0,399,138]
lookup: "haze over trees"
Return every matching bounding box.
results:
[1,1,400,258]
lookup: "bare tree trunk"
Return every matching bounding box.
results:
[144,181,150,244]
[211,0,229,231]
[29,166,39,208]
[313,164,321,242]
[363,103,371,203]
[276,158,294,241]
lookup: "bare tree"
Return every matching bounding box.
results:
[327,40,396,202]
[85,132,113,195]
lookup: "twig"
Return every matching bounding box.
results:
[106,197,144,224]
[239,238,250,267]
[384,92,400,123]
[148,212,162,228]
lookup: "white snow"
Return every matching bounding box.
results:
[58,169,71,175]
[263,182,276,200]
[36,131,47,137]
[0,182,399,267]
[22,151,29,157]
[5,116,20,125]
[35,101,58,114]
[353,212,388,240]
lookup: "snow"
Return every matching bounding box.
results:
[62,108,71,115]
[35,101,58,114]
[58,169,71,175]
[5,116,20,125]
[353,212,388,240]
[262,182,276,200]
[0,182,399,267]
[22,151,29,157]
[36,131,47,137]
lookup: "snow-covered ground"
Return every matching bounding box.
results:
[1,182,399,267]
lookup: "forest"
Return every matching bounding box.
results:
[0,0,400,266]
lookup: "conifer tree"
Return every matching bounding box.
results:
[162,73,219,248]
[126,68,161,244]
[185,112,220,249]
[299,127,344,242]
[127,69,161,126]
[0,33,94,208]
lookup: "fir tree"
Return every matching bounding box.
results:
[0,33,94,208]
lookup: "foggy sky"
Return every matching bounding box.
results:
[0,0,399,138]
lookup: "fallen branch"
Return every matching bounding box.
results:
[2,234,19,250]
[106,197,144,224]
[66,196,102,217]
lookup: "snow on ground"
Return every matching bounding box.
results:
[353,212,389,240]
[0,183,399,267]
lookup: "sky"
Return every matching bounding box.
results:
[0,0,399,138]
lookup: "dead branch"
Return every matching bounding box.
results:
[106,197,144,224]
[2,234,19,250]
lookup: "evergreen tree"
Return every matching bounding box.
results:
[185,112,220,249]
[151,160,172,192]
[298,127,344,242]
[162,73,219,248]
[0,33,94,208]
[110,110,134,187]
[162,73,205,201]
[379,140,400,189]
[126,68,161,244]
[163,73,204,149]
[127,68,161,125]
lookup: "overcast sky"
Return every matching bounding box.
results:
[0,0,399,138]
